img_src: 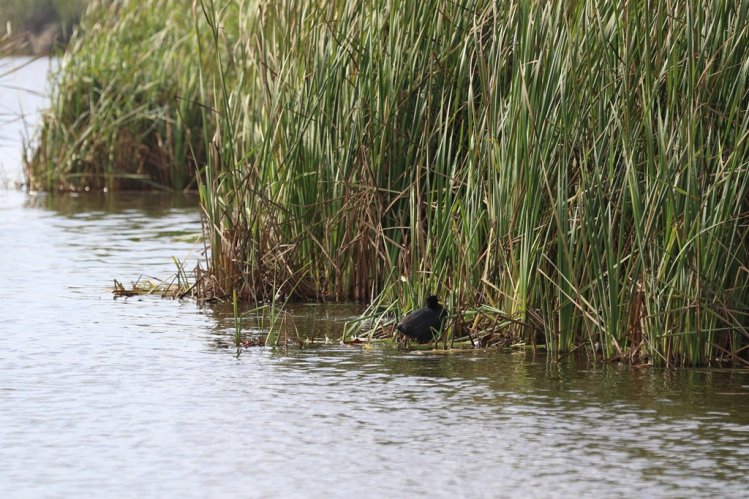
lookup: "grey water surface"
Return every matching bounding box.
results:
[1,57,748,499]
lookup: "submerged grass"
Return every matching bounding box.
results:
[32,0,749,366]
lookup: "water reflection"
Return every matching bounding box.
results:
[24,190,200,216]
[0,56,52,185]
[227,344,749,497]
[206,302,366,349]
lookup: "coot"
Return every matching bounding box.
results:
[396,295,447,343]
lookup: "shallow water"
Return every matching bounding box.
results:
[0,56,52,186]
[1,58,748,499]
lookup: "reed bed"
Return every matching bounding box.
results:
[25,0,211,190]
[31,0,749,366]
[195,0,749,366]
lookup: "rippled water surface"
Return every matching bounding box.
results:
[1,58,748,499]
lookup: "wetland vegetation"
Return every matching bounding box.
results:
[23,0,749,367]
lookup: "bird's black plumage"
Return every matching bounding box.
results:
[396,295,446,343]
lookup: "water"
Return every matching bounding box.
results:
[1,57,748,499]
[0,57,52,186]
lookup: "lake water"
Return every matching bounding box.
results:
[1,57,748,499]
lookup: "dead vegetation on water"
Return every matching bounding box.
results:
[112,276,191,299]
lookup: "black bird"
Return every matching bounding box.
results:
[396,295,447,343]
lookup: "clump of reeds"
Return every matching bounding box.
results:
[194,0,749,366]
[32,0,749,366]
[25,0,214,191]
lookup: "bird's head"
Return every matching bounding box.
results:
[426,295,441,309]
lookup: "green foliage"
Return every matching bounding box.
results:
[29,0,749,366]
[196,0,749,366]
[26,0,211,190]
